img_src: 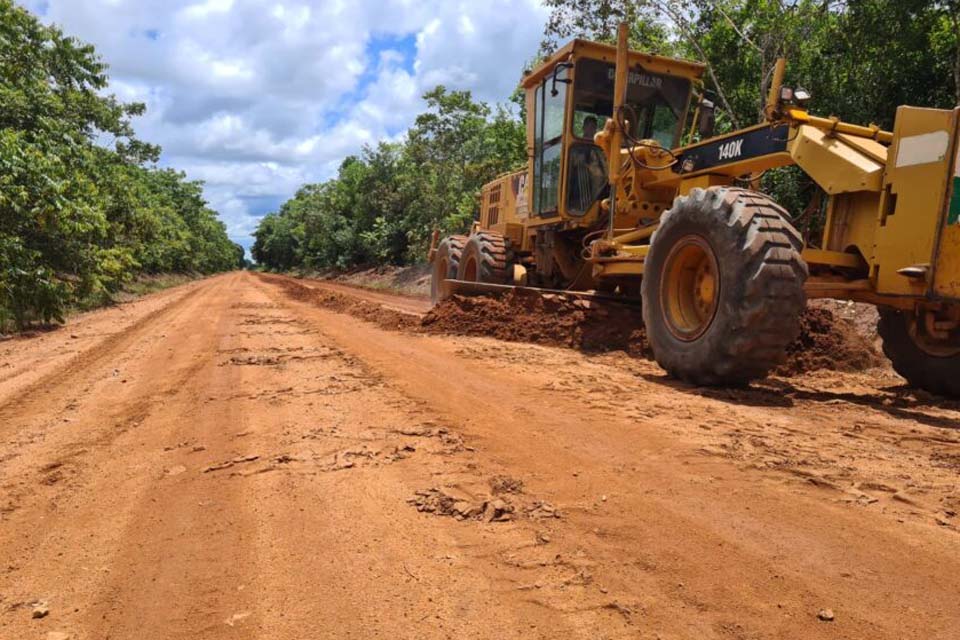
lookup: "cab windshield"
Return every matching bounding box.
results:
[565,58,691,215]
[571,58,691,149]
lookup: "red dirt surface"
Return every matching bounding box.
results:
[6,272,956,640]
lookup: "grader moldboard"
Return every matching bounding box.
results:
[429,24,960,396]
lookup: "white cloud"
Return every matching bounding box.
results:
[23,0,549,253]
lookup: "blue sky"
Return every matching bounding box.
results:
[22,0,549,255]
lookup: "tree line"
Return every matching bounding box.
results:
[252,87,526,270]
[256,0,957,272]
[1,1,242,331]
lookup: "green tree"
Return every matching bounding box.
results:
[1,1,237,330]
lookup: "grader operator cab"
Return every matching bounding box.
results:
[430,24,960,397]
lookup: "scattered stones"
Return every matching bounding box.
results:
[438,431,466,453]
[333,448,378,470]
[817,608,835,622]
[451,501,483,519]
[489,475,524,495]
[483,498,515,522]
[526,501,561,520]
[563,569,593,586]
[392,425,466,454]
[408,489,514,522]
[536,531,551,544]
[388,444,417,461]
[225,354,282,367]
[32,601,49,618]
[202,455,259,473]
[396,425,435,437]
[409,488,480,520]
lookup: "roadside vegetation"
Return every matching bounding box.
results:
[252,88,526,270]
[0,1,242,332]
[253,0,959,272]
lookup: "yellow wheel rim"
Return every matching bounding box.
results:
[660,235,720,341]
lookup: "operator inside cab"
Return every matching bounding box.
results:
[567,114,608,214]
[564,58,692,215]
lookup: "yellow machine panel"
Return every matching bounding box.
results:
[789,125,884,194]
[933,113,960,299]
[480,168,528,247]
[877,107,960,297]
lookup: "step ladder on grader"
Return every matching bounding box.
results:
[429,24,960,396]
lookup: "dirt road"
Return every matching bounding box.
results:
[1,272,958,640]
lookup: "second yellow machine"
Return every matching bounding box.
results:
[430,24,960,397]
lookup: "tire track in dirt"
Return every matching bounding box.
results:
[0,281,206,425]
[0,276,258,636]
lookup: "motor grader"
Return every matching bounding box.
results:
[429,24,960,397]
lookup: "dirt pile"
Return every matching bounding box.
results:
[421,290,652,357]
[258,273,421,331]
[263,273,882,378]
[776,302,884,376]
[423,292,882,376]
[407,487,516,522]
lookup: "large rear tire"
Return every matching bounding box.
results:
[878,308,960,397]
[641,187,808,386]
[457,231,514,285]
[431,235,466,304]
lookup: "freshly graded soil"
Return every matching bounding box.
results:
[422,290,883,376]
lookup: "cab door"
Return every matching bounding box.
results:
[531,65,569,218]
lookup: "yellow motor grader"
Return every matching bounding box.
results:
[430,24,960,396]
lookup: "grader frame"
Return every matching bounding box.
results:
[431,24,960,396]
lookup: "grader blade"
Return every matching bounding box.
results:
[439,279,639,305]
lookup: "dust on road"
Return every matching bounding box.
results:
[1,271,958,640]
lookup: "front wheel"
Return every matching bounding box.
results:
[878,308,960,397]
[457,231,514,285]
[641,187,808,386]
[431,235,466,304]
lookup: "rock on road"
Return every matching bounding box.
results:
[1,271,958,640]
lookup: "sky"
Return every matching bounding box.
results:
[22,0,550,255]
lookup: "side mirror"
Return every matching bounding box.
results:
[550,62,573,97]
[697,99,716,139]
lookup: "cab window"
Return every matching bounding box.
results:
[533,67,568,216]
